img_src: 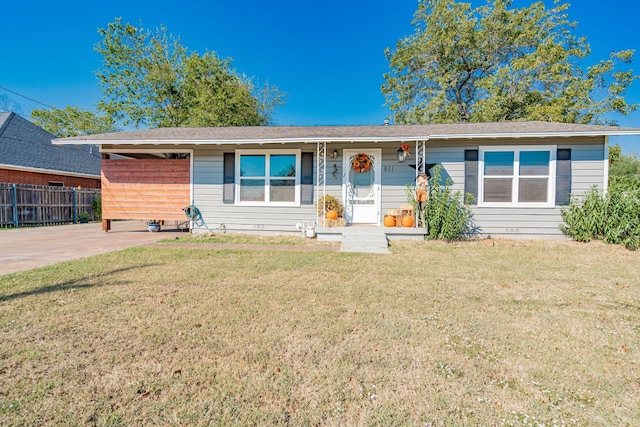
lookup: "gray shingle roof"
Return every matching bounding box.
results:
[54,121,640,145]
[0,112,101,176]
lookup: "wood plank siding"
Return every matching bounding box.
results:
[101,158,190,220]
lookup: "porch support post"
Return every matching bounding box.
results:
[416,140,426,177]
[101,152,110,232]
[317,142,327,227]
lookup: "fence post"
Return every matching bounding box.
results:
[73,187,77,224]
[12,183,18,228]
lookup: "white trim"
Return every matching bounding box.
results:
[57,136,432,145]
[53,129,640,146]
[0,163,99,179]
[478,145,557,208]
[99,148,192,155]
[429,130,640,140]
[235,149,302,207]
[342,148,382,225]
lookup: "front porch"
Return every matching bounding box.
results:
[315,225,428,242]
[315,140,428,229]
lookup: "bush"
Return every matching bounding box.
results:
[561,180,640,250]
[408,165,477,241]
[92,196,102,221]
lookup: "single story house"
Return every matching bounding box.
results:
[54,121,640,239]
[1,112,101,188]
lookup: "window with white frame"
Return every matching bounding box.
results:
[479,146,556,207]
[236,150,300,205]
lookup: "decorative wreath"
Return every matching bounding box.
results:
[352,153,372,173]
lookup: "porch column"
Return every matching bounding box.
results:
[101,152,111,232]
[415,140,426,177]
[316,142,327,226]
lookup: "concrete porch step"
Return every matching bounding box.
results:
[340,228,391,254]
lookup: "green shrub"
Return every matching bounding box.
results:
[408,165,477,241]
[561,181,640,250]
[92,196,102,221]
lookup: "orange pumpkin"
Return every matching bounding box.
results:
[326,210,338,220]
[384,215,395,227]
[401,215,414,227]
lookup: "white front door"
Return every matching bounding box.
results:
[343,149,381,225]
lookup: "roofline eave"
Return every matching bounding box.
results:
[53,136,432,145]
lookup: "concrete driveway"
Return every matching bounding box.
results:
[0,221,184,276]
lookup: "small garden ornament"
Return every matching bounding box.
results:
[416,173,428,227]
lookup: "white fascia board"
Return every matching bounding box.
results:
[0,163,100,179]
[52,129,640,145]
[54,136,431,145]
[430,130,640,139]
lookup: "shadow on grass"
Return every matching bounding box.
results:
[0,264,161,303]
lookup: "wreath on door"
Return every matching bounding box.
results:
[352,153,372,173]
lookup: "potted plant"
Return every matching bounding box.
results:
[78,211,90,223]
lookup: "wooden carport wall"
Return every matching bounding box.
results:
[100,153,191,231]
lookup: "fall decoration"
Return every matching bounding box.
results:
[326,210,338,220]
[352,153,372,173]
[384,215,396,227]
[401,143,411,157]
[316,195,344,218]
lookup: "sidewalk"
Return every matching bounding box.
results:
[0,221,183,276]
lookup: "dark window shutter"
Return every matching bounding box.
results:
[300,152,314,204]
[464,149,479,204]
[556,149,571,206]
[223,152,235,204]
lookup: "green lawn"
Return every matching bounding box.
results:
[1,238,639,426]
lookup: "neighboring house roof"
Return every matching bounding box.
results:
[0,112,101,177]
[54,121,640,146]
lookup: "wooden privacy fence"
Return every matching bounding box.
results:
[0,183,101,228]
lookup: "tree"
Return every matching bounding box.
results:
[31,106,118,138]
[609,144,640,179]
[95,18,284,128]
[0,93,23,114]
[382,0,638,125]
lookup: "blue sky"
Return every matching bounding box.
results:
[1,0,639,152]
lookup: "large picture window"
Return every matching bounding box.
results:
[479,146,556,207]
[237,150,300,205]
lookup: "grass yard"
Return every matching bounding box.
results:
[1,238,639,426]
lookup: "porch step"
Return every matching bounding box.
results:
[340,228,391,254]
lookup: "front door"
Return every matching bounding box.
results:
[343,149,381,225]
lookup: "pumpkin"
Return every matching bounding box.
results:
[384,215,395,227]
[326,210,338,220]
[401,215,414,227]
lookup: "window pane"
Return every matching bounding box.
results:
[240,179,265,201]
[270,155,296,177]
[484,152,514,175]
[240,155,265,177]
[520,151,549,176]
[519,178,548,202]
[484,178,513,202]
[270,179,295,202]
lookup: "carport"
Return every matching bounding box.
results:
[101,156,191,231]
